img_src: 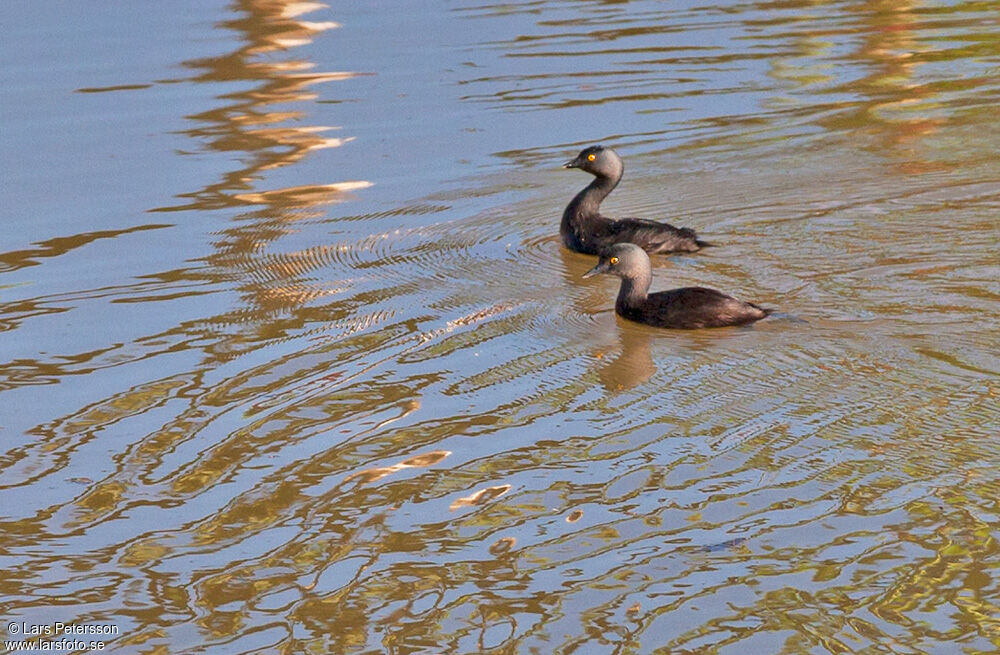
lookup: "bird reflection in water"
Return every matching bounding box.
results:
[596,325,658,391]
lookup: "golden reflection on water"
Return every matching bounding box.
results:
[345,450,451,486]
[158,0,373,320]
[3,0,1000,653]
[831,0,947,172]
[152,0,367,214]
[449,484,513,511]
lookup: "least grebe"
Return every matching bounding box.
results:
[562,145,712,255]
[583,243,771,329]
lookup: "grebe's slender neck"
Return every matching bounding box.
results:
[568,172,619,216]
[615,268,652,311]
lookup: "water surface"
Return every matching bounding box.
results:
[2,0,1000,653]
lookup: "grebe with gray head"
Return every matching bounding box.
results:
[583,243,771,329]
[562,145,712,255]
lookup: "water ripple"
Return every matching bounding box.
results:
[4,0,1000,653]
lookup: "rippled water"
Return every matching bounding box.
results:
[3,0,1000,653]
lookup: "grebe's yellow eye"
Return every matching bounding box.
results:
[609,256,619,265]
[587,153,596,161]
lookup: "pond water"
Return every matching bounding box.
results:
[2,0,1000,653]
